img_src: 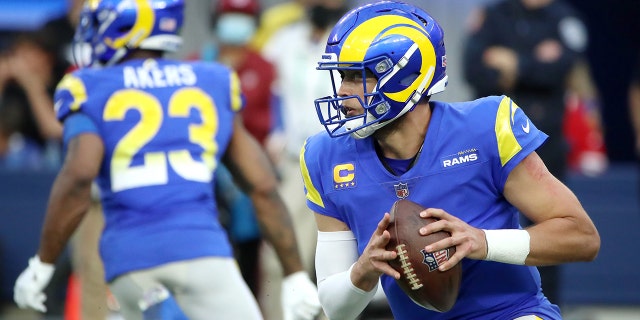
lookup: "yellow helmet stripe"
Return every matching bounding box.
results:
[87,0,101,10]
[340,15,436,103]
[105,0,155,49]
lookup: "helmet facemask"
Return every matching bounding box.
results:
[315,55,393,139]
[72,8,97,68]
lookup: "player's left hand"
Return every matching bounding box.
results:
[418,208,488,271]
[14,255,55,312]
[281,271,322,320]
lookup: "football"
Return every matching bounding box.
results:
[386,199,461,312]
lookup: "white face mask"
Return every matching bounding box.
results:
[215,13,256,45]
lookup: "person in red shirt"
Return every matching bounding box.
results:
[196,0,280,147]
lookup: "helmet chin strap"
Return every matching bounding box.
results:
[344,94,378,139]
[348,114,377,139]
[139,35,183,52]
[105,47,128,67]
[427,75,448,96]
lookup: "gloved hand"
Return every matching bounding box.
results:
[281,271,322,320]
[14,255,55,312]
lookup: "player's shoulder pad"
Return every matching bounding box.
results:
[449,95,539,166]
[54,70,89,121]
[300,131,353,180]
[191,61,244,113]
[299,131,338,209]
[300,130,342,164]
[446,95,504,127]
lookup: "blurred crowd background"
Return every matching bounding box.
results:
[0,0,639,319]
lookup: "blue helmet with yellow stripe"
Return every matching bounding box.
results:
[74,0,184,67]
[314,1,447,138]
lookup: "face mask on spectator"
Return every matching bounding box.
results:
[215,13,256,45]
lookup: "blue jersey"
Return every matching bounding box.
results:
[54,58,243,281]
[301,96,562,319]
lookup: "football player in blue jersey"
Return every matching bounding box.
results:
[302,1,600,319]
[12,1,320,319]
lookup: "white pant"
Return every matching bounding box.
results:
[109,257,262,320]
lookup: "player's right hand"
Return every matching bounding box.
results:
[357,213,400,281]
[14,255,55,312]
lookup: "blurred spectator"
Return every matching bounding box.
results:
[0,98,43,170]
[259,0,349,319]
[563,60,608,176]
[206,0,280,152]
[463,0,588,305]
[0,10,74,318]
[250,0,309,51]
[0,21,72,170]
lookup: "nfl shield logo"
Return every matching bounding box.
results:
[394,182,409,199]
[420,248,450,272]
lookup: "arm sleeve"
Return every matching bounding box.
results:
[62,113,99,148]
[316,231,378,320]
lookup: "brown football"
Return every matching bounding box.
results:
[386,199,461,312]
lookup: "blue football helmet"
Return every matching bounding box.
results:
[314,1,447,138]
[74,0,184,67]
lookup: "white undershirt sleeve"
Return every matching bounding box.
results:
[315,231,378,320]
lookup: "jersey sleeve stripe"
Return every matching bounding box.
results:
[300,140,324,208]
[57,74,88,112]
[229,71,242,112]
[495,96,522,167]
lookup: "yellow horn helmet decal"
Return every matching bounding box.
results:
[339,15,436,103]
[104,0,155,49]
[87,0,101,10]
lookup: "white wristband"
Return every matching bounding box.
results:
[483,229,530,265]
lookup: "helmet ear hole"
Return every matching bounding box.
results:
[400,73,420,86]
[412,13,429,28]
